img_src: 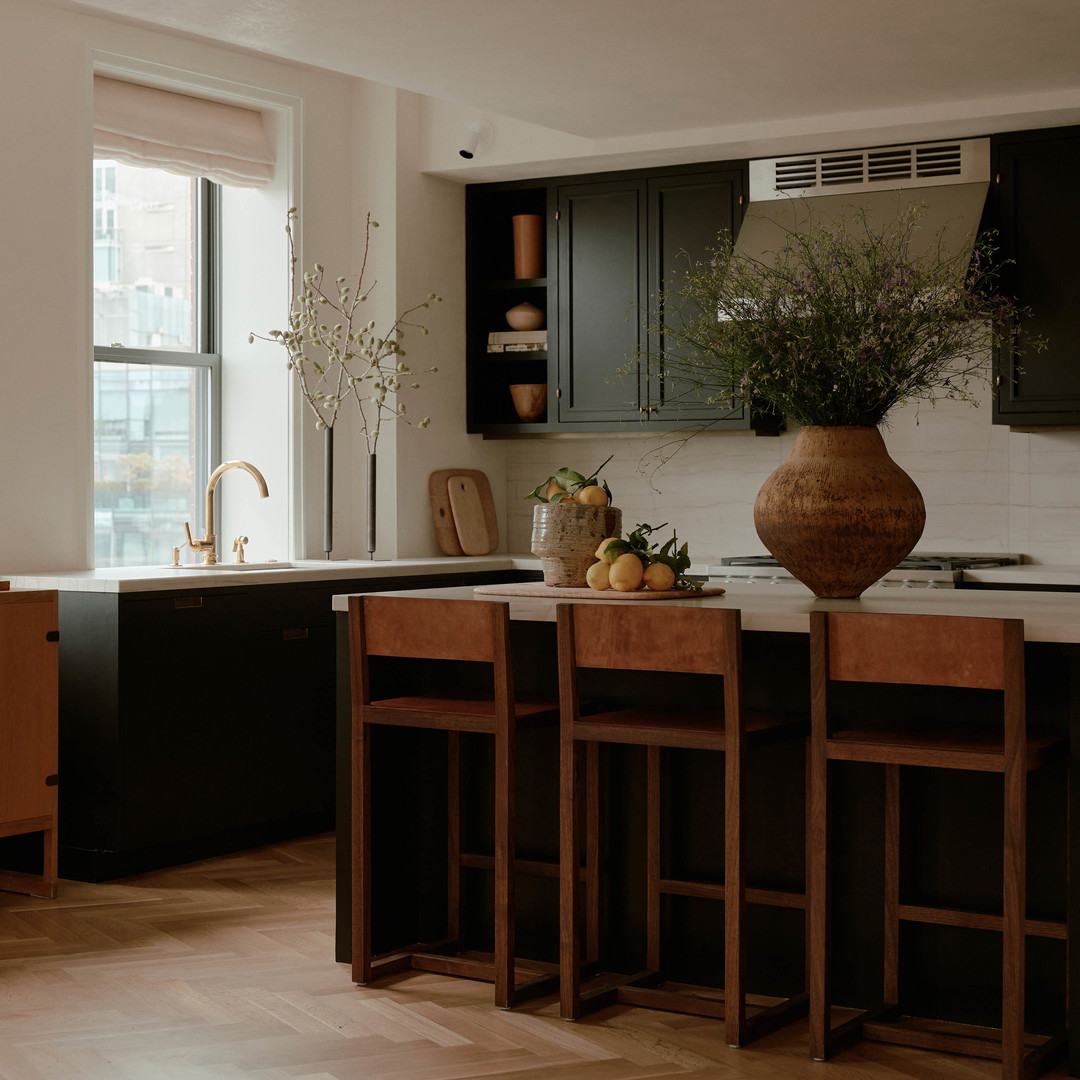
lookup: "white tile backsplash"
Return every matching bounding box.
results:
[504,381,1080,565]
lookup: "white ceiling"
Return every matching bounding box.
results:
[55,0,1080,141]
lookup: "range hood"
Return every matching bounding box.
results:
[735,138,991,262]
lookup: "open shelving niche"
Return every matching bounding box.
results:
[466,182,557,433]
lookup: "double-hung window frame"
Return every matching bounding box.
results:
[93,174,222,547]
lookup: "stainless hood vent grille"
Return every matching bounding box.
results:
[737,138,991,265]
[754,139,986,199]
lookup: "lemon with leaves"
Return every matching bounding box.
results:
[594,537,621,564]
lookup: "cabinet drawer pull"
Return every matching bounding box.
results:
[46,630,60,642]
[282,627,309,640]
[45,775,59,787]
[174,596,204,609]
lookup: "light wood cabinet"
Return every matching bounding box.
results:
[0,584,59,898]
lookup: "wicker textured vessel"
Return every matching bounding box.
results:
[530,503,622,587]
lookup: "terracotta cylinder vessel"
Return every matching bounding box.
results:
[753,426,925,599]
[512,214,544,279]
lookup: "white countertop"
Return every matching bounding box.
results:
[331,578,1080,644]
[9,554,1080,599]
[2,555,543,593]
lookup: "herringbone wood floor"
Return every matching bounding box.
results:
[0,834,1068,1079]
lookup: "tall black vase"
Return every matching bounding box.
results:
[322,425,334,558]
[366,451,376,559]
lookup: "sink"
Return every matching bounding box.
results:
[166,561,292,571]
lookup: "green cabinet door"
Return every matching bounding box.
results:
[993,127,1080,425]
[556,178,647,423]
[645,169,746,423]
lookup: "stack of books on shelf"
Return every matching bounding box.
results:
[487,330,547,354]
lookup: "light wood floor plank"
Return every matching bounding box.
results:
[0,834,1068,1079]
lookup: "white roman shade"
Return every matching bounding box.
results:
[93,75,274,188]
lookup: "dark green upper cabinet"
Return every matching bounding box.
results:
[646,170,747,423]
[556,178,647,424]
[465,160,780,434]
[992,126,1080,426]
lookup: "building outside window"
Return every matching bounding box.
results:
[92,159,220,566]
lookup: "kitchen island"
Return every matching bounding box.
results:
[333,579,1080,1074]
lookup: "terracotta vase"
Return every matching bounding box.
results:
[512,213,544,279]
[531,502,622,587]
[509,383,547,423]
[753,426,925,599]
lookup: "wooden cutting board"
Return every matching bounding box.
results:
[429,469,498,556]
[429,470,465,555]
[474,581,725,600]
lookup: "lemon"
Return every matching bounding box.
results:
[544,479,574,502]
[609,552,645,592]
[594,537,621,564]
[585,561,611,591]
[576,484,609,506]
[643,562,676,591]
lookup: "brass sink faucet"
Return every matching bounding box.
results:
[184,461,269,565]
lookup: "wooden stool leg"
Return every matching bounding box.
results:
[883,764,900,1006]
[494,725,515,1008]
[725,732,745,1048]
[585,742,601,964]
[1002,738,1026,1078]
[808,733,829,1059]
[352,719,373,985]
[646,746,661,973]
[560,736,582,1019]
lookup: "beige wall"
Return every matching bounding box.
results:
[2,0,1078,571]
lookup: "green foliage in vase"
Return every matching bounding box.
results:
[638,203,1038,429]
[250,209,442,453]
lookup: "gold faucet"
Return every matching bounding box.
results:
[184,461,269,565]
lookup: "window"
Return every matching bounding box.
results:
[92,159,220,567]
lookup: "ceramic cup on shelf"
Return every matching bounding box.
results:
[509,383,547,423]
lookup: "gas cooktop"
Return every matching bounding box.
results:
[719,552,1020,572]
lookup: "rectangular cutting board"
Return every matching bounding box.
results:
[474,581,725,600]
[429,469,498,556]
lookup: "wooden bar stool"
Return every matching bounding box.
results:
[808,611,1067,1079]
[349,593,560,1008]
[557,602,808,1046]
